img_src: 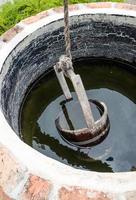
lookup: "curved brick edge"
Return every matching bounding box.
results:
[59,187,112,200]
[1,2,136,44]
[0,2,136,200]
[20,175,52,200]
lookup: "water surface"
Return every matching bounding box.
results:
[21,59,136,172]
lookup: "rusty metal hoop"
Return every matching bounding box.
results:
[55,99,110,147]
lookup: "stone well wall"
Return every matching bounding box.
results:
[0,2,136,200]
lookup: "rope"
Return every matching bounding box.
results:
[64,0,72,59]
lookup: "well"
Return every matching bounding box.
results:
[0,2,136,199]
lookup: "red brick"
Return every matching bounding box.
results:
[0,145,27,194]
[86,2,112,9]
[22,15,42,25]
[59,187,112,200]
[21,11,50,25]
[53,4,79,13]
[115,3,136,11]
[37,10,49,19]
[21,175,52,200]
[52,6,64,13]
[1,26,23,42]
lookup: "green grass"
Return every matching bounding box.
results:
[0,0,124,36]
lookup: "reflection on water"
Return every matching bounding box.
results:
[21,59,136,172]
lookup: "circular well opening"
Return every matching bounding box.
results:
[1,10,136,175]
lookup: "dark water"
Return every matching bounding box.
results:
[21,59,136,172]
